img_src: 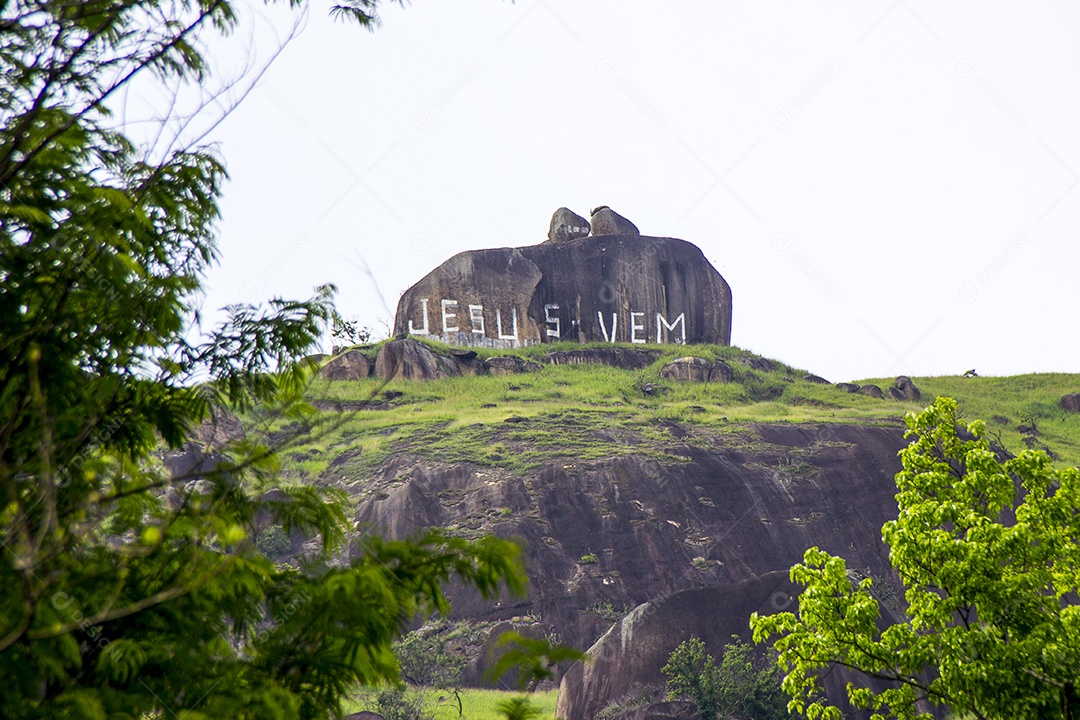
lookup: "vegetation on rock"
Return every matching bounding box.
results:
[752,397,1080,719]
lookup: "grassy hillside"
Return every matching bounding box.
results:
[345,688,560,720]
[245,341,1080,483]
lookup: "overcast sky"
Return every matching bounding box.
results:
[186,1,1080,383]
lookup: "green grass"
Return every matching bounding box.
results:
[242,343,1080,481]
[344,688,560,720]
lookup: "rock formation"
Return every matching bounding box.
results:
[589,205,640,236]
[392,207,732,347]
[548,207,591,243]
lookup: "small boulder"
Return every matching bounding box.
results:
[660,357,712,383]
[738,355,774,372]
[1061,394,1080,413]
[708,360,734,383]
[859,384,884,399]
[590,206,640,236]
[545,348,660,370]
[547,207,591,243]
[319,349,373,381]
[375,339,459,381]
[835,382,860,393]
[887,386,905,401]
[803,374,829,384]
[893,376,921,401]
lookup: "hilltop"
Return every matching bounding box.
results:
[218,341,1079,718]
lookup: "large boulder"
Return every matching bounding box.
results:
[319,349,373,381]
[893,376,922,401]
[1061,394,1080,413]
[660,357,712,382]
[548,207,591,243]
[393,233,732,348]
[659,357,733,383]
[859,384,884,399]
[375,339,459,381]
[590,206,640,236]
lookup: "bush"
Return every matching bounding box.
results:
[662,636,788,720]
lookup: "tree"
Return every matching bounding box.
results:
[751,397,1080,720]
[661,636,788,720]
[0,1,534,717]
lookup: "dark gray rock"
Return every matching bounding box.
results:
[893,376,922,401]
[660,357,712,382]
[485,356,542,376]
[345,712,385,720]
[803,374,829,384]
[708,359,733,383]
[887,386,905,400]
[590,206,640,236]
[375,339,459,381]
[859,384,884,399]
[1062,394,1080,413]
[835,382,860,393]
[547,207,591,243]
[319,349,374,381]
[738,355,774,372]
[546,348,660,370]
[394,235,732,347]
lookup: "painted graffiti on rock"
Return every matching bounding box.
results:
[405,298,687,345]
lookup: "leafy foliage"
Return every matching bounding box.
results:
[0,0,532,718]
[661,636,788,720]
[751,397,1080,719]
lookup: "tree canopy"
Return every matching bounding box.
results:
[0,1,532,718]
[751,397,1080,720]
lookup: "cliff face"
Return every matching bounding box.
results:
[347,422,907,675]
[392,235,732,347]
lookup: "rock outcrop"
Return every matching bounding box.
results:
[590,206,640,236]
[659,357,732,383]
[393,209,732,348]
[374,339,459,381]
[320,349,374,381]
[557,572,938,720]
[1062,393,1080,413]
[548,207,591,243]
[349,423,910,684]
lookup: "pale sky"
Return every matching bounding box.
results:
[189,1,1080,383]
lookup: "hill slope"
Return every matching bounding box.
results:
[232,342,1079,714]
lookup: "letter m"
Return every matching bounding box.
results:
[656,312,685,344]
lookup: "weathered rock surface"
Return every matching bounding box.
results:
[350,423,909,686]
[484,356,542,376]
[590,206,641,236]
[548,207,591,243]
[319,349,374,381]
[393,234,731,347]
[804,374,829,384]
[659,357,732,383]
[859,384,884,399]
[709,359,733,383]
[545,348,660,370]
[836,382,860,393]
[557,572,938,720]
[189,409,245,449]
[659,356,712,382]
[1062,393,1080,413]
[893,376,922,401]
[375,339,459,381]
